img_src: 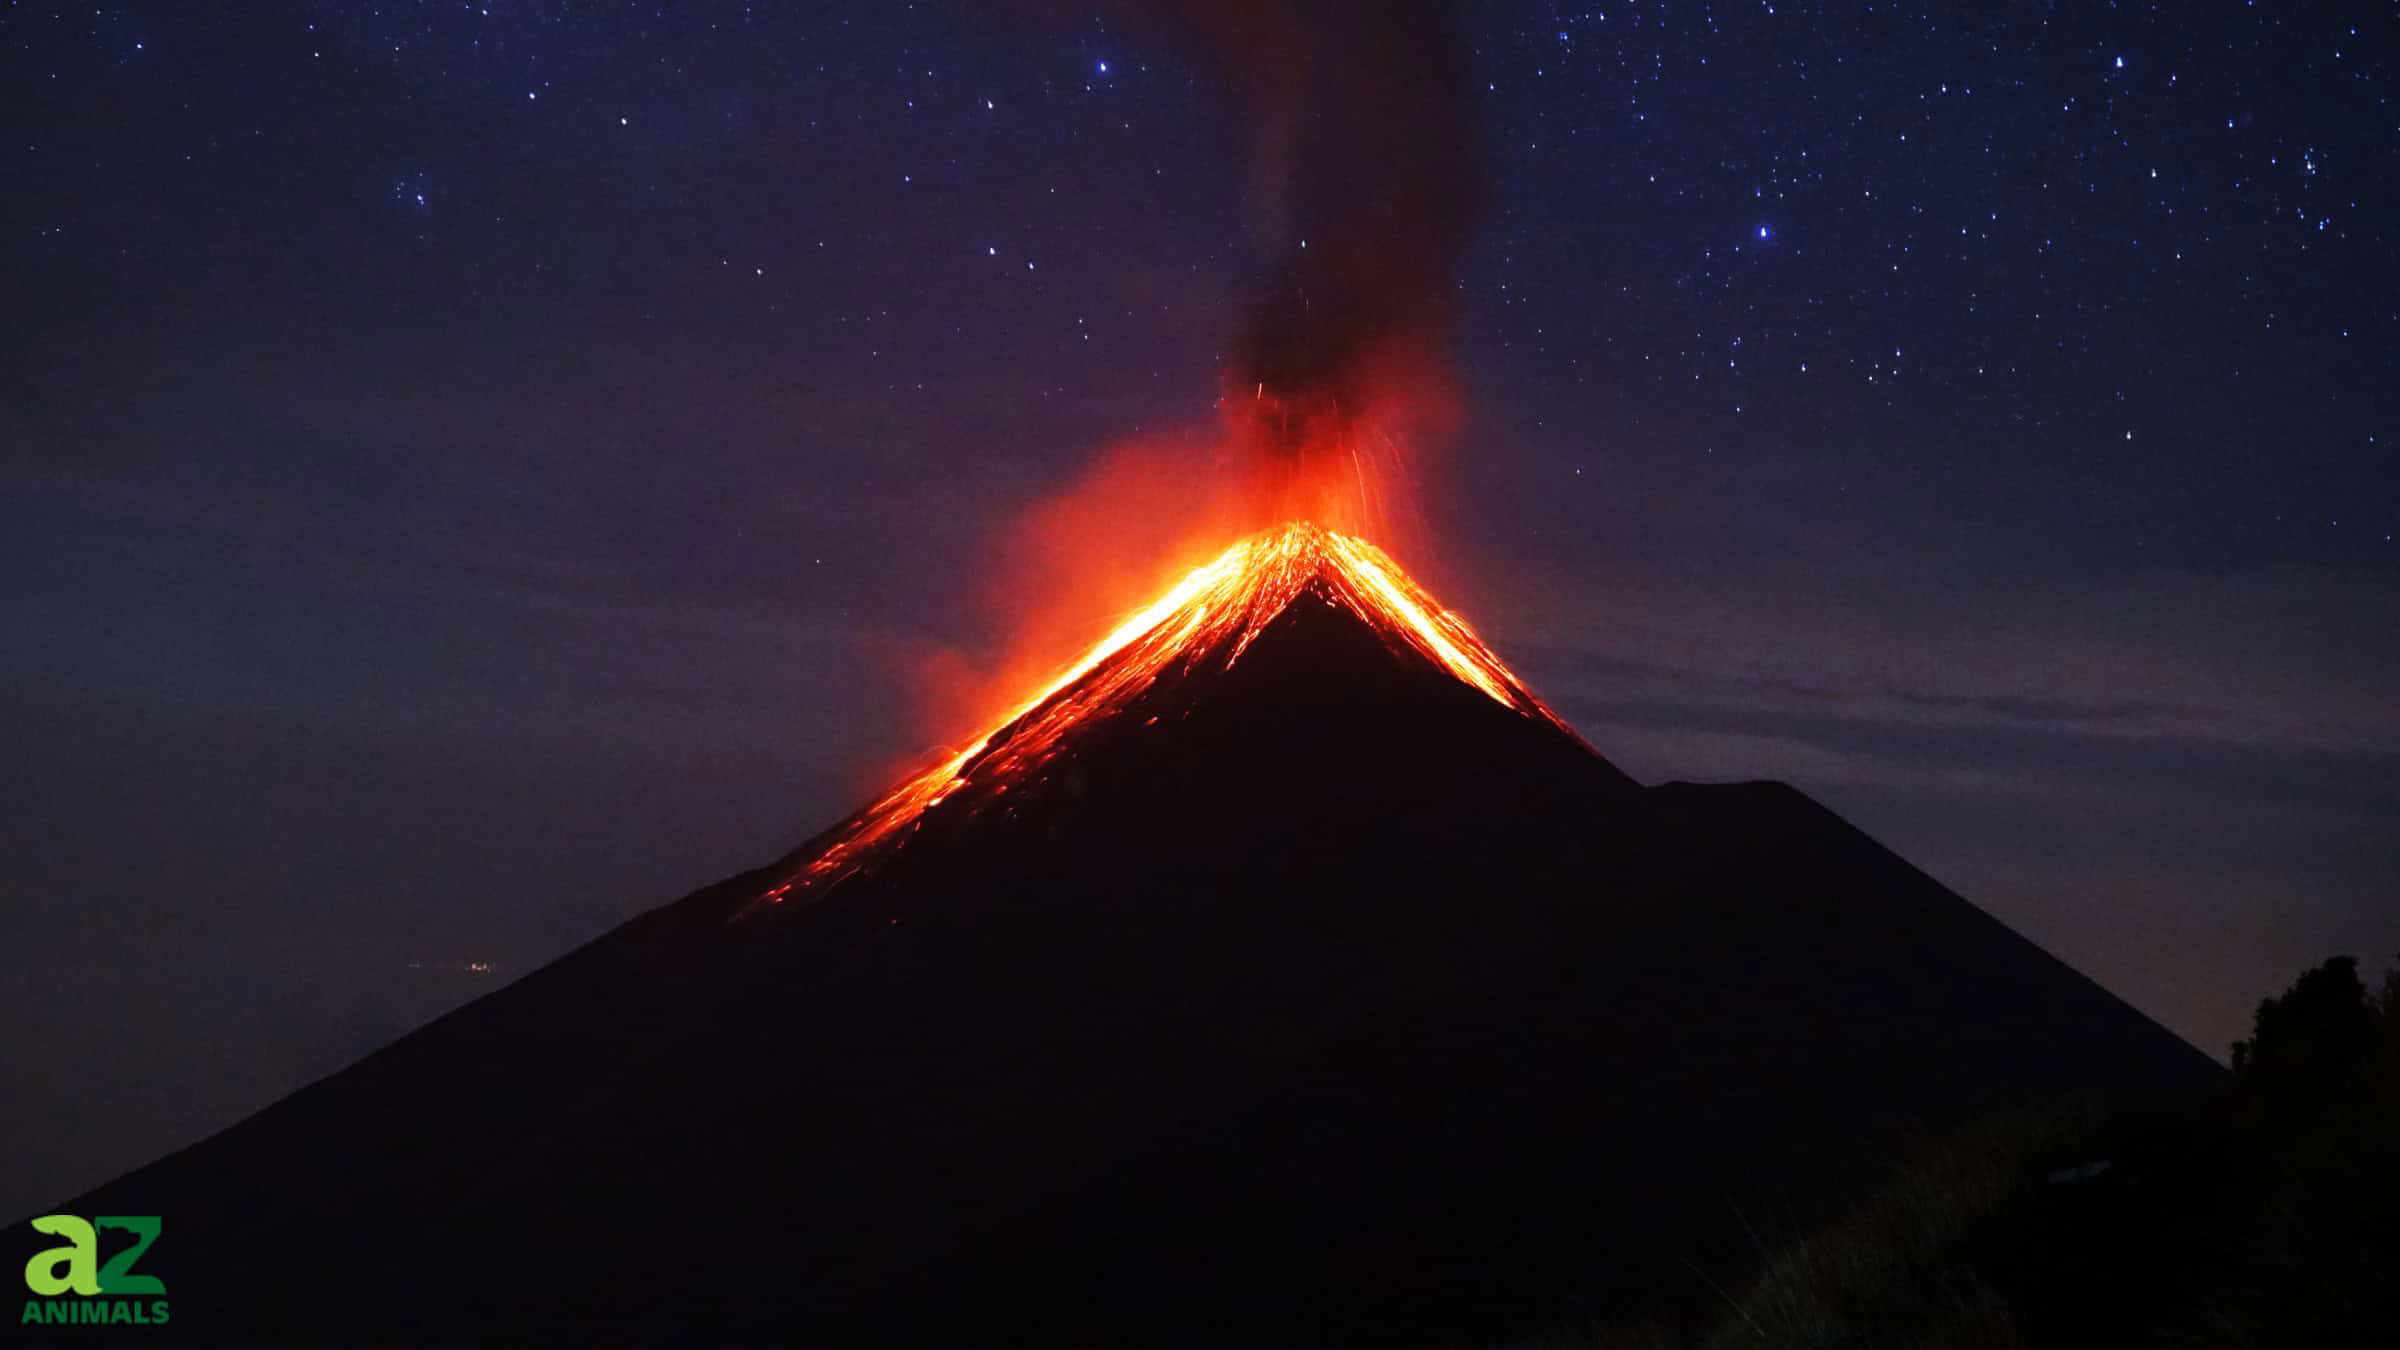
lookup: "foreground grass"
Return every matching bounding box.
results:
[1511,1103,2095,1350]
[1694,1104,2091,1350]
[1512,953,2400,1350]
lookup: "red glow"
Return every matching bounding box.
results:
[760,519,1564,905]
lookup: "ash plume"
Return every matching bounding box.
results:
[1074,1,1482,456]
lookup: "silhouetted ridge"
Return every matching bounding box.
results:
[53,543,2217,1348]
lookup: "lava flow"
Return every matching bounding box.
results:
[757,521,1566,905]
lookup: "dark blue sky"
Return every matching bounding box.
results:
[4,1,2396,1220]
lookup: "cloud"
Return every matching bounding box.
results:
[1504,556,2400,763]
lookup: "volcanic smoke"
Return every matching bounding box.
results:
[1205,0,1477,468]
[772,2,1497,903]
[1049,0,1480,491]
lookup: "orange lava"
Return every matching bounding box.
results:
[758,521,1565,905]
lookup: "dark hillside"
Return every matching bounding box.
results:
[52,574,2216,1345]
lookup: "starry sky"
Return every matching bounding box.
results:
[4,1,2396,1219]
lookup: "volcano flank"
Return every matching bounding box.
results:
[54,526,2219,1346]
[762,522,1593,901]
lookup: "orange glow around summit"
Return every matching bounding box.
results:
[757,517,1567,905]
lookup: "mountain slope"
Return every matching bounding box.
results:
[53,533,2218,1345]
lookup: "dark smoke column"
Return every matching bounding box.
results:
[1105,1,1481,465]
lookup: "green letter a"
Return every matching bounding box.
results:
[24,1216,99,1296]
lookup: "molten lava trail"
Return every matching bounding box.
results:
[758,522,1567,904]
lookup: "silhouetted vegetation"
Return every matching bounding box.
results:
[1521,952,2400,1349]
[2231,954,2383,1087]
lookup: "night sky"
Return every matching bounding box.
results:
[5,1,2396,1220]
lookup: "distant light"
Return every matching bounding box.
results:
[1096,60,1109,74]
[1757,225,1770,240]
[2114,55,2125,69]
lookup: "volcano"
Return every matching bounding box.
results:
[760,522,1588,903]
[54,524,2217,1346]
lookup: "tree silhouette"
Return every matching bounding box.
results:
[2230,954,2378,1088]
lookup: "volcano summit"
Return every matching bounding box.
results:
[764,522,1582,901]
[55,526,2217,1346]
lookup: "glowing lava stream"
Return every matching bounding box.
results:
[758,521,1568,904]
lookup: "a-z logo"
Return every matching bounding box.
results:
[20,1216,170,1328]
